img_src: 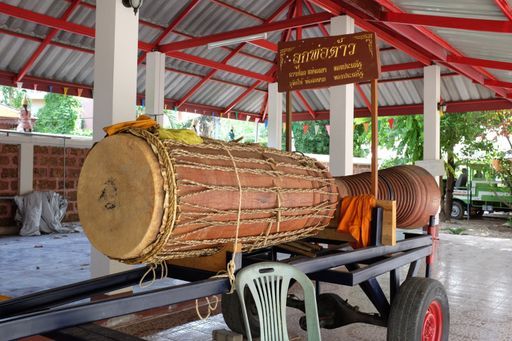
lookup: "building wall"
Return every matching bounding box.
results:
[33,146,89,222]
[0,143,89,231]
[0,144,19,226]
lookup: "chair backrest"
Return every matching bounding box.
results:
[235,262,321,341]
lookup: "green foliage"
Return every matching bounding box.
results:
[34,93,80,134]
[0,85,27,108]
[292,120,330,154]
[441,112,493,170]
[446,227,465,235]
[379,115,424,167]
[353,118,371,158]
[290,119,372,156]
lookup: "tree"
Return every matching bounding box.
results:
[291,120,330,154]
[0,85,27,108]
[483,110,512,204]
[34,93,80,134]
[438,111,494,220]
[378,115,424,167]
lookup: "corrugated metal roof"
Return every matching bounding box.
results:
[392,0,508,20]
[0,0,509,119]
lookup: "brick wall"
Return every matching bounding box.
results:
[0,144,19,226]
[33,146,89,222]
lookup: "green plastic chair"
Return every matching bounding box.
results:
[235,262,321,341]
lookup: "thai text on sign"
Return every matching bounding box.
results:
[277,32,381,92]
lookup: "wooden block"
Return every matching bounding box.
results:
[377,199,396,246]
[314,227,355,243]
[167,242,242,272]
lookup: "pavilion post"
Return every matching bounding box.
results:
[267,83,283,150]
[91,0,138,278]
[286,91,292,151]
[145,51,166,126]
[371,78,379,198]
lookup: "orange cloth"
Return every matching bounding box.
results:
[337,195,376,248]
[103,115,158,136]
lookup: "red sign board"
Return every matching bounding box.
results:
[277,32,381,92]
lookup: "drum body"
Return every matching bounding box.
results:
[78,129,338,264]
[335,165,441,228]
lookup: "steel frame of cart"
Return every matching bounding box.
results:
[0,225,447,341]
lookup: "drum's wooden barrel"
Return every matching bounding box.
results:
[78,129,338,264]
[335,165,440,228]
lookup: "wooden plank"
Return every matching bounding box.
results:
[314,227,355,242]
[377,199,396,246]
[167,242,241,272]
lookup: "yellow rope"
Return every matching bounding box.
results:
[195,296,219,320]
[221,144,243,293]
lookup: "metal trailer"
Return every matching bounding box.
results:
[0,217,447,341]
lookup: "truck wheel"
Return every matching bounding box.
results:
[450,201,464,220]
[387,278,449,341]
[221,292,260,337]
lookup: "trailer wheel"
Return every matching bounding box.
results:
[221,292,260,337]
[387,278,449,341]
[450,201,464,220]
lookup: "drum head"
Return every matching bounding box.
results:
[78,134,164,260]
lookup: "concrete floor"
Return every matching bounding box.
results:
[1,232,512,340]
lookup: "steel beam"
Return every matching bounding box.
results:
[15,0,81,82]
[303,0,329,36]
[0,2,94,38]
[0,28,94,55]
[249,39,278,52]
[209,0,265,22]
[295,91,316,118]
[138,0,201,64]
[355,83,371,112]
[174,0,292,108]
[166,67,266,91]
[382,12,512,33]
[0,279,230,340]
[307,0,431,65]
[167,51,274,82]
[447,55,512,71]
[381,61,423,72]
[0,266,157,318]
[372,0,509,98]
[495,0,512,21]
[158,12,333,52]
[484,79,512,89]
[0,2,153,51]
[290,98,512,121]
[222,81,263,115]
[260,92,269,118]
[60,0,275,65]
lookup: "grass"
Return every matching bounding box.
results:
[446,227,466,235]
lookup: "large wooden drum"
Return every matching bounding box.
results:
[78,129,338,264]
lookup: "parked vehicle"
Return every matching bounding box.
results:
[451,165,512,219]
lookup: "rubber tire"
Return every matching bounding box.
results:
[470,210,484,218]
[221,292,260,338]
[450,201,464,220]
[387,278,449,341]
